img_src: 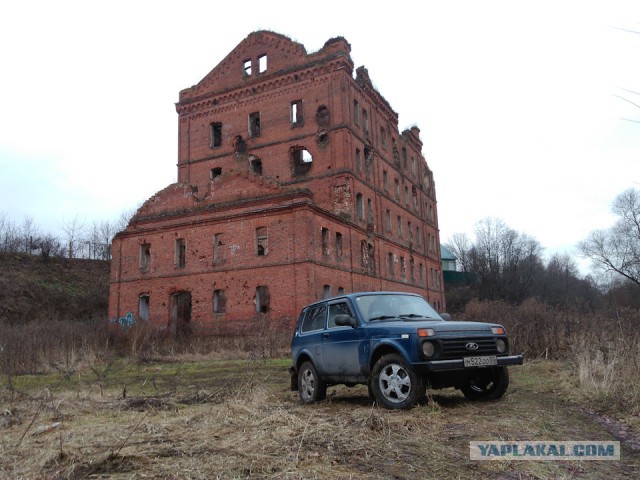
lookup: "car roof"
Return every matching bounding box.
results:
[301,291,423,310]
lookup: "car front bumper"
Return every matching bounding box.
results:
[418,354,524,372]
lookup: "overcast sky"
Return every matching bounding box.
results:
[1,0,639,272]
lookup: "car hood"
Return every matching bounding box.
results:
[366,319,501,335]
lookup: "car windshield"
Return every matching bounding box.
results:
[354,294,443,322]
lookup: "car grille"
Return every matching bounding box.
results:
[439,337,498,359]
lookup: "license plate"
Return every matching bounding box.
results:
[464,355,497,367]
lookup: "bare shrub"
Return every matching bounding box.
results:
[0,319,112,377]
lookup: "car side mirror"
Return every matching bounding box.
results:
[334,314,357,328]
[440,313,452,321]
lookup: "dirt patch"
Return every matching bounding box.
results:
[578,407,640,452]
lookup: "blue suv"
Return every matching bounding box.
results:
[290,292,524,409]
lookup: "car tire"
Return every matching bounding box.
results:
[461,367,509,401]
[298,361,326,403]
[372,354,421,409]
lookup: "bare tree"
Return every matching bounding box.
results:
[20,216,39,253]
[445,232,472,272]
[578,188,640,287]
[0,215,20,253]
[465,218,544,302]
[61,216,85,259]
[38,233,64,259]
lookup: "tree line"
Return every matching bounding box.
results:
[445,188,640,312]
[0,209,135,260]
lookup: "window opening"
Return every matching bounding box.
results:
[362,109,368,136]
[291,147,313,175]
[210,167,222,181]
[214,289,226,314]
[138,295,150,322]
[338,287,345,295]
[386,209,391,232]
[256,227,268,256]
[335,232,343,258]
[234,135,247,154]
[356,193,364,221]
[355,148,361,172]
[210,122,222,148]
[175,238,185,268]
[367,198,373,225]
[321,227,329,255]
[255,285,270,313]
[316,105,330,127]
[248,112,261,137]
[140,243,150,272]
[291,100,303,125]
[364,146,372,179]
[383,170,388,191]
[213,233,225,262]
[243,59,252,76]
[323,285,331,299]
[248,155,262,175]
[388,252,394,276]
[353,100,360,125]
[258,54,267,73]
[395,178,400,200]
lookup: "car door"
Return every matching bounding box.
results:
[320,300,364,381]
[296,304,327,370]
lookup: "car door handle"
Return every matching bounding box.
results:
[323,333,330,338]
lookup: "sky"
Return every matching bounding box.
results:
[1,0,639,273]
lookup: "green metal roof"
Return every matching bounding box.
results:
[440,245,457,261]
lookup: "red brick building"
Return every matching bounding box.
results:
[109,31,445,333]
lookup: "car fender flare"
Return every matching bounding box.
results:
[369,340,412,372]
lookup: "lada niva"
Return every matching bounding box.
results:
[290,292,524,409]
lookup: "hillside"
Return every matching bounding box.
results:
[0,253,110,324]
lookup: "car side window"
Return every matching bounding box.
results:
[328,302,354,328]
[300,305,327,333]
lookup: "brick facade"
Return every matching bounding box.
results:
[109,31,445,333]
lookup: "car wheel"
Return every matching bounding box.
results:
[298,361,326,403]
[372,354,421,409]
[461,367,509,401]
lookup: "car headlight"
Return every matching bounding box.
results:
[422,341,435,357]
[496,338,506,353]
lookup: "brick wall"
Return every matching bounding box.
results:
[109,31,446,332]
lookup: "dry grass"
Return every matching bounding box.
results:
[1,360,639,479]
[461,300,640,416]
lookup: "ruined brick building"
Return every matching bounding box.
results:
[109,31,445,333]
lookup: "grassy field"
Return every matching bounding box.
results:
[1,358,638,479]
